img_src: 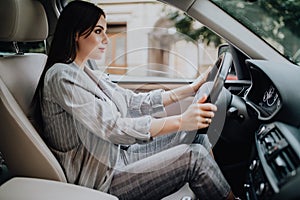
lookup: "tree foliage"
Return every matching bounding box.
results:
[167,0,300,62]
[212,0,300,61]
[167,11,222,47]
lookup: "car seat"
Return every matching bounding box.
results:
[0,0,66,182]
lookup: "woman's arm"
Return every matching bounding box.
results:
[162,84,195,107]
[150,95,217,137]
[162,67,211,107]
[87,65,165,117]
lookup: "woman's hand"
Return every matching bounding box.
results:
[179,95,217,131]
[190,66,212,93]
[162,67,212,107]
[150,95,217,137]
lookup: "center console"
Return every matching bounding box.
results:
[245,122,300,200]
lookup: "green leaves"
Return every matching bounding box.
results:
[167,11,222,47]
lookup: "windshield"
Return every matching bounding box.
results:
[210,0,300,66]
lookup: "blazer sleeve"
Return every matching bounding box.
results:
[87,60,166,117]
[45,66,153,145]
[99,76,166,118]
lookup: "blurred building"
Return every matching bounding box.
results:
[95,0,218,79]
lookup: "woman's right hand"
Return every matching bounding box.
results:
[179,95,217,131]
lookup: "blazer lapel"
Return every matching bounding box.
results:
[83,66,126,115]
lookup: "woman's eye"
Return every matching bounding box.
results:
[95,29,102,34]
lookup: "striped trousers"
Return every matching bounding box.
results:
[109,144,230,200]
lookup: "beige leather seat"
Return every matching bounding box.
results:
[0,1,116,199]
[0,0,67,182]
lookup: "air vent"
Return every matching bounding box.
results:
[259,128,300,187]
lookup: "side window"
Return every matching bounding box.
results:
[97,1,224,81]
[105,24,127,75]
[0,41,46,55]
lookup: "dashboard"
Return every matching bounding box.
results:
[246,82,282,120]
[244,60,300,125]
[244,62,283,120]
[259,85,281,117]
[241,60,300,200]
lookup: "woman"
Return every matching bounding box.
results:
[34,1,236,199]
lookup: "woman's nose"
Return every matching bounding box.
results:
[102,33,109,44]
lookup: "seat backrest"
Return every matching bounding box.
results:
[0,0,66,182]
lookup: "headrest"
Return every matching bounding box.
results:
[0,0,48,42]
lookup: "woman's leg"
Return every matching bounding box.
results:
[109,144,231,200]
[126,130,211,163]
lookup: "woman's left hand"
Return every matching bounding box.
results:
[190,66,212,93]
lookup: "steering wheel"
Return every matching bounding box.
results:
[194,52,233,146]
[204,52,233,103]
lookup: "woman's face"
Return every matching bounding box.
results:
[76,15,108,65]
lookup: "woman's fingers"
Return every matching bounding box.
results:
[180,99,217,131]
[196,102,216,128]
[200,110,215,119]
[194,105,215,128]
[197,94,208,103]
[202,117,212,124]
[191,66,212,92]
[198,102,217,112]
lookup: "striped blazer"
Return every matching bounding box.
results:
[41,61,165,191]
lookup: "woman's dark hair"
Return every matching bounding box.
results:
[31,1,106,130]
[46,1,105,69]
